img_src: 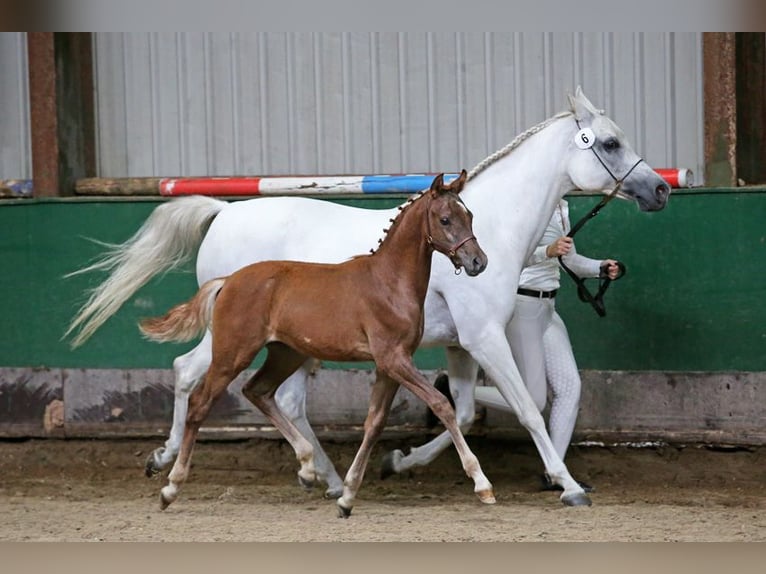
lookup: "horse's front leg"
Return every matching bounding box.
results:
[146,331,212,477]
[336,372,399,518]
[465,323,591,507]
[381,346,479,478]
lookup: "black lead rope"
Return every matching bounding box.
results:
[558,119,641,317]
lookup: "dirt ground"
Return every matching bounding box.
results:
[0,435,765,542]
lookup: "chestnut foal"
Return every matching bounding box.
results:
[139,171,493,517]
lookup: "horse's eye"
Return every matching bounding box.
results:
[440,217,450,226]
[603,138,620,151]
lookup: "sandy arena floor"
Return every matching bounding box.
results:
[1,436,765,542]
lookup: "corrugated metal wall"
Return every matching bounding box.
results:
[0,32,31,180]
[92,32,705,181]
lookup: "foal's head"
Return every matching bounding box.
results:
[426,170,487,277]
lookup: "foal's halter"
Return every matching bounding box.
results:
[558,119,643,317]
[425,194,477,275]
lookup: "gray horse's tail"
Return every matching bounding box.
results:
[64,195,227,348]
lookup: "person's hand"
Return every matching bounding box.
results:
[545,236,573,257]
[600,259,622,280]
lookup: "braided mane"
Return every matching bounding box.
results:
[467,111,572,182]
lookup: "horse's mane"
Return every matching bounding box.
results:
[466,110,572,182]
[366,107,575,256]
[363,188,429,257]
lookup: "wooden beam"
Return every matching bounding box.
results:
[735,33,766,186]
[702,33,737,187]
[27,32,95,197]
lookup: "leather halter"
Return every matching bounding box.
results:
[425,194,477,275]
[558,119,642,316]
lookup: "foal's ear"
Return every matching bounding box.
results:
[429,173,445,194]
[447,169,468,194]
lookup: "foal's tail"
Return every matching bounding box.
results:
[64,196,227,348]
[138,278,226,343]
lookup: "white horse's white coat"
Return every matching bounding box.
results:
[68,89,670,506]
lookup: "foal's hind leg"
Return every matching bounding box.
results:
[242,344,319,491]
[336,372,399,518]
[146,331,212,476]
[381,352,495,504]
[159,360,243,510]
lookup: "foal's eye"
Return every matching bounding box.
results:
[440,217,451,226]
[603,138,620,152]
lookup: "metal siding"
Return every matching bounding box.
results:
[0,32,31,180]
[93,32,705,182]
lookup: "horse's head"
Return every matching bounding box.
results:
[565,87,670,212]
[427,170,488,276]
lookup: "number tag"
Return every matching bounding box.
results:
[575,127,595,150]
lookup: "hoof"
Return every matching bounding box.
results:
[144,452,162,478]
[159,491,173,511]
[337,503,352,519]
[298,474,315,491]
[561,492,592,507]
[540,473,594,493]
[476,489,496,504]
[324,486,343,500]
[380,449,403,480]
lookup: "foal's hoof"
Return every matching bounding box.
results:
[336,503,353,519]
[561,492,592,507]
[476,489,496,504]
[159,491,173,511]
[380,449,404,480]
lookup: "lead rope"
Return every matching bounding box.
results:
[558,119,642,316]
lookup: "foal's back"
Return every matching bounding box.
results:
[211,257,419,364]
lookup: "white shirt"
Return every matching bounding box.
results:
[519,199,604,291]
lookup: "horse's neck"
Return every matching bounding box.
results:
[463,117,575,263]
[369,196,433,299]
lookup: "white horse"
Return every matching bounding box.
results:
[67,88,669,506]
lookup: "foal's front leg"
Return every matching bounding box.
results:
[383,353,495,504]
[336,372,399,518]
[381,346,480,477]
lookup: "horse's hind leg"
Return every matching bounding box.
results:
[146,330,212,477]
[275,367,345,498]
[336,372,399,518]
[242,344,319,491]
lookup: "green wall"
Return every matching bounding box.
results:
[1,190,764,372]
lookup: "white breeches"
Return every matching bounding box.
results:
[474,294,582,460]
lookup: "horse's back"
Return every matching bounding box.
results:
[197,196,395,283]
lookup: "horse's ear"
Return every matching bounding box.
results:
[447,169,468,194]
[568,85,599,122]
[430,173,445,195]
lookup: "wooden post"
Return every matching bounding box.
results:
[27,33,95,197]
[702,33,737,187]
[735,33,766,186]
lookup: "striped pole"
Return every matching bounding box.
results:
[159,168,693,197]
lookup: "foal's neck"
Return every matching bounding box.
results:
[369,193,433,297]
